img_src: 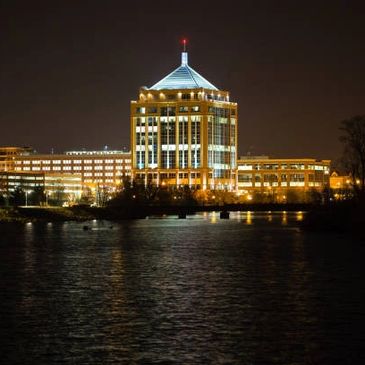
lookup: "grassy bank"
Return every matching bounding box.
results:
[0,206,94,223]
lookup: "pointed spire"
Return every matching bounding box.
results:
[181,38,188,66]
[149,39,218,90]
[181,52,188,66]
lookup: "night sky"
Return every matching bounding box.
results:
[1,0,364,162]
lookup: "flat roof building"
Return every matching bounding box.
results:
[12,149,131,188]
[237,156,330,202]
[0,146,33,172]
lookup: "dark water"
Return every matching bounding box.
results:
[0,212,364,364]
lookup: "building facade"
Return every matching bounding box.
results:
[0,146,33,172]
[131,51,237,190]
[237,156,330,202]
[0,171,82,205]
[12,150,131,188]
[0,148,131,204]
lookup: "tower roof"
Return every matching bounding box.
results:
[149,52,218,91]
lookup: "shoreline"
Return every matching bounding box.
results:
[1,203,364,237]
[0,203,311,223]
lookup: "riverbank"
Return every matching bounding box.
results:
[0,203,312,223]
[2,203,364,236]
[301,201,365,235]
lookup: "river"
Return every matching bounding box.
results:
[0,212,364,364]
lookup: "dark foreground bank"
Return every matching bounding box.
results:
[301,201,365,235]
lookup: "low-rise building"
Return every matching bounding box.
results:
[237,156,330,202]
[13,149,131,188]
[0,146,33,172]
[0,171,82,203]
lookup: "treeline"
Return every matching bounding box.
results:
[107,178,332,208]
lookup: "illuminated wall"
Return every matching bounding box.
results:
[131,51,237,190]
[237,157,331,201]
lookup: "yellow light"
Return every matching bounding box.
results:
[246,211,252,225]
[211,211,217,224]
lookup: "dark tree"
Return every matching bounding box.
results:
[339,115,365,200]
[29,186,45,206]
[9,186,25,206]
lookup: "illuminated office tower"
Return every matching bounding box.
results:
[131,45,238,190]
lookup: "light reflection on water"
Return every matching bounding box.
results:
[0,211,364,364]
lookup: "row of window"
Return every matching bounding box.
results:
[139,93,229,102]
[84,172,115,177]
[238,182,323,188]
[135,172,201,180]
[238,173,327,183]
[16,166,130,171]
[238,164,329,171]
[136,106,236,115]
[17,159,130,165]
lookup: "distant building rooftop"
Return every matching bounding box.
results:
[65,150,130,156]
